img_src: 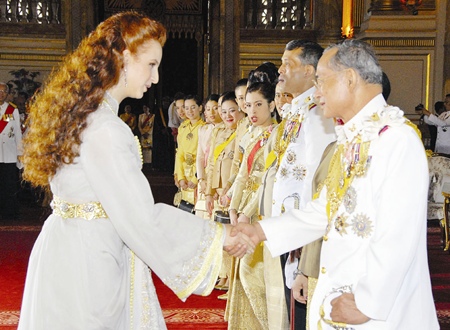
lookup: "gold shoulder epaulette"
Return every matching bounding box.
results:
[308,102,317,111]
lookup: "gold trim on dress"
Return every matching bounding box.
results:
[51,195,108,220]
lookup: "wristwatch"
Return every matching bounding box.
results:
[293,269,304,279]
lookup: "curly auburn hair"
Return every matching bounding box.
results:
[21,11,166,187]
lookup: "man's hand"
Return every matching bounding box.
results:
[292,273,308,304]
[229,223,266,250]
[187,180,196,189]
[223,224,255,258]
[330,293,370,325]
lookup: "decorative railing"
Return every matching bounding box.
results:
[244,0,313,30]
[0,0,62,24]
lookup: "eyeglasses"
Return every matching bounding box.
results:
[0,90,8,94]
[312,71,345,90]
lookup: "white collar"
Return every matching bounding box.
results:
[335,94,405,144]
[282,86,316,119]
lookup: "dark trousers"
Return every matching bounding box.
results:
[0,162,20,219]
[281,252,307,330]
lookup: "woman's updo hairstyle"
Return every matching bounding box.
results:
[248,62,279,87]
[246,81,275,104]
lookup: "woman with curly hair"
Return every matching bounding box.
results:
[19,11,252,329]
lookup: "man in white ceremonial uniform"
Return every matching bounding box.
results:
[423,93,450,154]
[232,40,439,329]
[260,40,336,329]
[0,82,23,220]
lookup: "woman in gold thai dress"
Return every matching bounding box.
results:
[138,104,155,165]
[195,94,222,218]
[175,95,205,205]
[219,80,250,207]
[205,92,245,296]
[226,82,278,329]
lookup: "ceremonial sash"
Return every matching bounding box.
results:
[247,127,272,175]
[213,131,236,162]
[122,114,134,126]
[0,104,15,134]
[264,150,277,171]
[142,114,152,127]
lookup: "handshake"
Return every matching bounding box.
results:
[222,223,267,258]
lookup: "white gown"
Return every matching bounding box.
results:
[18,93,223,330]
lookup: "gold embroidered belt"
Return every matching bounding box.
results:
[51,195,108,220]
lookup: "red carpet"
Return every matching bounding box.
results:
[153,272,227,329]
[0,225,227,330]
[0,223,448,329]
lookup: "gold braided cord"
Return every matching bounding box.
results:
[316,137,371,241]
[272,119,288,167]
[273,112,304,168]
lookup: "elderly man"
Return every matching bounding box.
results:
[230,40,439,329]
[0,82,23,221]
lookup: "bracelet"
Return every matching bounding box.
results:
[319,285,354,330]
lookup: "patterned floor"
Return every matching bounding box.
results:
[0,309,226,328]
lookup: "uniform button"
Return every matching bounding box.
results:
[321,267,327,274]
[272,199,275,205]
[274,178,277,182]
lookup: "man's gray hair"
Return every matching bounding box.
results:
[0,82,9,93]
[326,40,383,85]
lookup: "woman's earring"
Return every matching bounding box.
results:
[124,68,128,87]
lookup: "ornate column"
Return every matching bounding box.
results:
[444,0,450,94]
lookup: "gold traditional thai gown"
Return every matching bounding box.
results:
[206,123,237,281]
[195,123,215,219]
[257,120,291,330]
[175,119,205,204]
[138,113,155,164]
[119,112,137,131]
[226,124,276,330]
[227,116,251,191]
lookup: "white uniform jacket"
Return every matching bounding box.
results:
[271,87,336,216]
[261,94,439,329]
[424,111,450,154]
[0,102,22,164]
